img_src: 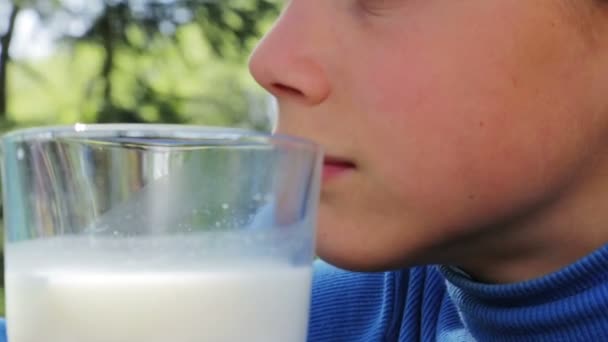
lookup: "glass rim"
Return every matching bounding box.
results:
[2,124,321,151]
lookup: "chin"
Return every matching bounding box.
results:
[315,206,436,272]
[315,241,417,273]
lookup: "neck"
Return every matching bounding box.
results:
[455,154,608,284]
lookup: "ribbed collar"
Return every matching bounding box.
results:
[439,244,608,341]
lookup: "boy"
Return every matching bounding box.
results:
[247,0,608,341]
[1,1,607,341]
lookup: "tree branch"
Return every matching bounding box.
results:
[100,6,115,103]
[0,5,20,116]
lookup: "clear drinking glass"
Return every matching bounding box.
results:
[1,124,323,342]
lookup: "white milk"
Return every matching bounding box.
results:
[5,237,313,342]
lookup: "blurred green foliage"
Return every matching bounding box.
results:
[1,0,280,130]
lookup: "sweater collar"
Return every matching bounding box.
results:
[439,244,608,340]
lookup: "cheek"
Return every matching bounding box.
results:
[349,49,590,230]
[365,111,537,231]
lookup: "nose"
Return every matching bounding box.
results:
[248,2,330,107]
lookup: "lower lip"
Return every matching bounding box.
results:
[322,163,355,183]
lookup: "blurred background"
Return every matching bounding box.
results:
[0,0,282,315]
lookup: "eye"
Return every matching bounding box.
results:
[356,0,400,16]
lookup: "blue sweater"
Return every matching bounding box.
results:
[309,244,608,341]
[0,245,606,341]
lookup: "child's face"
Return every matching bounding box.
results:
[250,1,608,271]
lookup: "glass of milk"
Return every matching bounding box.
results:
[1,124,322,342]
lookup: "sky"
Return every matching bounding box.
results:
[2,1,105,60]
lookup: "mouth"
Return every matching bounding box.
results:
[322,156,356,183]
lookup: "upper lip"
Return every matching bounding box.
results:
[323,156,357,168]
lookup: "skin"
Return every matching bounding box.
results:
[249,0,608,283]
